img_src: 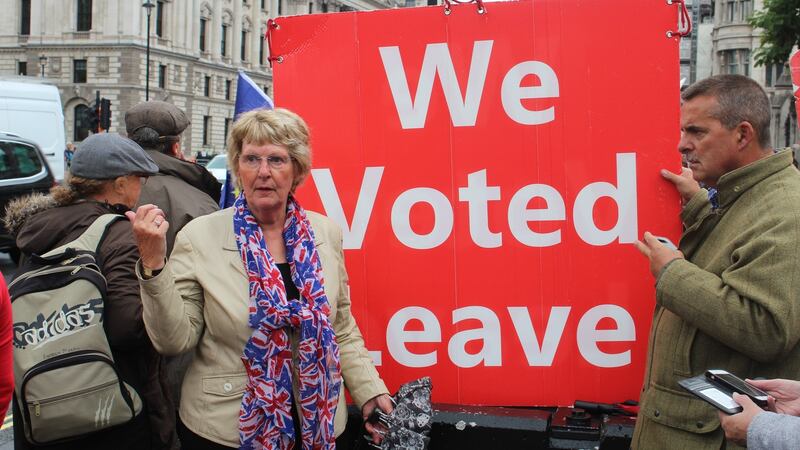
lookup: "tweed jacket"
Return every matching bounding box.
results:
[139,208,389,447]
[632,150,800,449]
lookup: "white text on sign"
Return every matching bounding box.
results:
[379,40,560,129]
[312,153,638,250]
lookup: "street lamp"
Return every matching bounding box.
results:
[38,54,47,78]
[142,1,155,101]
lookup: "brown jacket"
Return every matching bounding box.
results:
[137,149,220,256]
[8,198,173,449]
[139,208,389,447]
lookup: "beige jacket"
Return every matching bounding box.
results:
[139,208,389,447]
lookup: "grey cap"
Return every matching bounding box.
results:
[71,133,159,179]
[125,101,190,137]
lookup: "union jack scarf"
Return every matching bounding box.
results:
[234,193,342,449]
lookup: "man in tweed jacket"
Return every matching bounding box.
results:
[633,74,800,449]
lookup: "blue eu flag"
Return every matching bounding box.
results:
[220,71,275,208]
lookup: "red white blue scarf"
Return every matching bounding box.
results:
[234,193,341,449]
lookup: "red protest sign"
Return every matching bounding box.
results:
[270,0,682,405]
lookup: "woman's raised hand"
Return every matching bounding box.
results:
[126,204,169,270]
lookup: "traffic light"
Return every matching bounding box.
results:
[100,98,111,131]
[87,102,100,134]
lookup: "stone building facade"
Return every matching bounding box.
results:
[0,0,393,156]
[710,0,797,149]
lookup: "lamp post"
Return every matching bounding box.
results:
[38,54,47,78]
[142,1,155,101]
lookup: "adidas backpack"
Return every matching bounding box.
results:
[9,214,143,445]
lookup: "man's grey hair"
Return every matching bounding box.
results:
[681,74,771,148]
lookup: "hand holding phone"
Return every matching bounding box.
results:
[680,370,769,415]
[706,370,769,407]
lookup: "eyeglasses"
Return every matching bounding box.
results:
[241,154,290,170]
[130,173,149,185]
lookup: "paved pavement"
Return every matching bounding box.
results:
[1,251,17,450]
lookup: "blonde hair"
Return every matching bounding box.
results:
[227,108,311,191]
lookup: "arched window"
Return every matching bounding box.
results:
[74,104,92,141]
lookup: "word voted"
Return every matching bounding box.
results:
[381,304,635,369]
[379,40,559,129]
[311,153,637,250]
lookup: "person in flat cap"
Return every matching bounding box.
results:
[125,101,221,255]
[125,101,221,445]
[3,133,174,449]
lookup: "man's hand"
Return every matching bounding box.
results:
[634,232,684,277]
[719,393,765,447]
[125,204,169,271]
[661,167,700,204]
[747,379,800,416]
[362,394,394,444]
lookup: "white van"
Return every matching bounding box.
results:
[0,78,66,181]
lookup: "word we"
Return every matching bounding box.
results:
[379,40,559,129]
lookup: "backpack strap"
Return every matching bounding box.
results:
[42,214,125,257]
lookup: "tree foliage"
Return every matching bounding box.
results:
[749,0,800,67]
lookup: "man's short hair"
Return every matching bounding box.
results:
[129,127,179,155]
[681,74,771,148]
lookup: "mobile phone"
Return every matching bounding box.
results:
[679,375,743,415]
[705,370,769,407]
[654,236,677,250]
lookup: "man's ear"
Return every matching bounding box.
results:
[171,141,183,159]
[736,122,756,150]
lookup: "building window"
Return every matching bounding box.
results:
[158,64,167,88]
[720,49,750,76]
[20,0,31,35]
[203,116,211,146]
[77,0,92,31]
[241,30,248,61]
[199,18,207,52]
[17,61,27,76]
[321,2,328,12]
[155,1,165,38]
[278,0,282,16]
[73,59,87,83]
[225,79,232,100]
[74,104,92,141]
[221,24,228,56]
[766,62,786,88]
[739,0,752,21]
[204,75,211,97]
[224,118,232,144]
[259,34,265,65]
[261,0,266,9]
[308,2,313,13]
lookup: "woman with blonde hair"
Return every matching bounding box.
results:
[129,108,392,449]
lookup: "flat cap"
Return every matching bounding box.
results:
[71,133,159,179]
[125,101,190,137]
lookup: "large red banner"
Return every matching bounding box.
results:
[270,0,682,405]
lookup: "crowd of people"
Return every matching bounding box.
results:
[0,73,799,449]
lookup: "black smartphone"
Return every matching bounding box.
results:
[679,375,743,414]
[705,370,769,407]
